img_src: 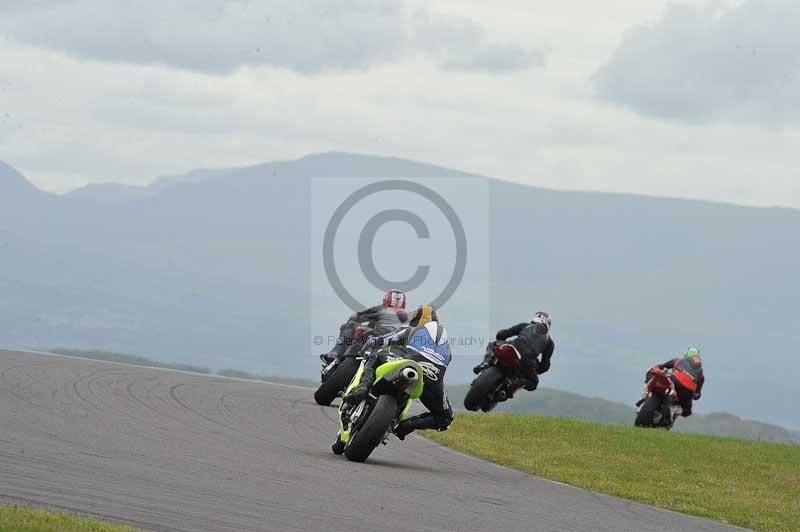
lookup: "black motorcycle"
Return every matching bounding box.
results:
[314,326,372,406]
[464,342,526,412]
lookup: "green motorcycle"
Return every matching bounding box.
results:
[333,356,424,462]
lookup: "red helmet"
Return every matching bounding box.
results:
[383,289,407,309]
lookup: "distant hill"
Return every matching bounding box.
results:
[65,167,232,203]
[0,160,47,198]
[1,152,798,429]
[65,183,155,203]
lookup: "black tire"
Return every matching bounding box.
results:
[314,357,359,406]
[344,395,398,463]
[634,395,662,427]
[480,400,497,413]
[464,367,504,412]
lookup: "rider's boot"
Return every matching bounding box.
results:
[473,351,493,374]
[394,420,415,441]
[472,361,489,374]
[343,367,375,405]
[320,338,348,364]
[331,435,345,455]
[474,343,498,374]
[395,413,448,440]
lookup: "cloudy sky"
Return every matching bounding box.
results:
[1,0,798,207]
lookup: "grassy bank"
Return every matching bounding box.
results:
[444,385,800,445]
[426,413,800,531]
[0,503,135,531]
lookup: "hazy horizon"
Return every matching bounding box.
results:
[5,153,799,213]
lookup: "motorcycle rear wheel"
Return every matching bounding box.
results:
[634,395,662,427]
[345,394,398,463]
[464,367,504,412]
[314,356,359,406]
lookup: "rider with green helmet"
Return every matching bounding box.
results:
[648,347,705,417]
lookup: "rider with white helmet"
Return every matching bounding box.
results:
[474,311,555,392]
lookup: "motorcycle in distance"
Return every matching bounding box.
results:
[314,325,372,406]
[464,342,525,412]
[634,366,683,429]
[334,350,424,462]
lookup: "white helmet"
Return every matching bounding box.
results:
[532,311,552,331]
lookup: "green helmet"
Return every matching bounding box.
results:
[685,347,700,359]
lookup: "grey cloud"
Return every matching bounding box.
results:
[0,0,543,75]
[594,0,800,125]
[411,10,545,73]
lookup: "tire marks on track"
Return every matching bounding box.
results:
[0,350,746,532]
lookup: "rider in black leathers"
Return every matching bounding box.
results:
[321,289,409,364]
[333,306,452,453]
[474,311,555,391]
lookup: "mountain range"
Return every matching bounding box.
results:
[1,152,798,429]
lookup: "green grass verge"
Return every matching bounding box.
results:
[426,413,800,531]
[0,503,135,531]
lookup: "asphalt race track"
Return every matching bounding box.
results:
[0,349,744,532]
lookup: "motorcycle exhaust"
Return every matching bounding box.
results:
[401,367,418,382]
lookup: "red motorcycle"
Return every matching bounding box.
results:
[464,342,526,412]
[634,367,682,429]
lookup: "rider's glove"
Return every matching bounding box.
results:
[366,336,389,347]
[693,392,701,400]
[365,337,383,348]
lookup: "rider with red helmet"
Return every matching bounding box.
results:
[320,289,409,363]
